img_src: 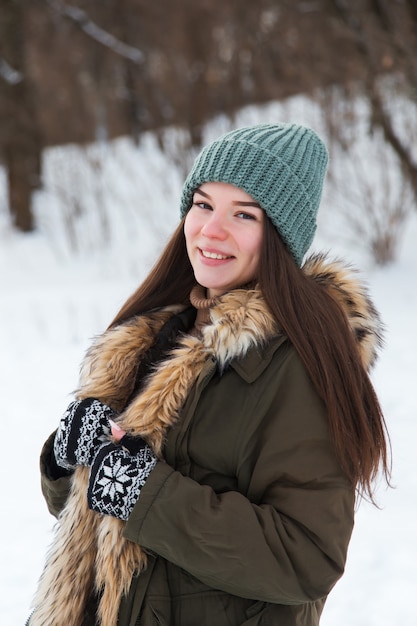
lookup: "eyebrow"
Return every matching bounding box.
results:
[194,187,262,209]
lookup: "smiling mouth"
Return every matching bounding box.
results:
[200,249,232,260]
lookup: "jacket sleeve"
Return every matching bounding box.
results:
[123,347,355,605]
[40,432,73,518]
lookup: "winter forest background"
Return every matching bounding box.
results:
[1,2,417,624]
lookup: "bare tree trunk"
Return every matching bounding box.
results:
[0,0,42,232]
[5,139,40,231]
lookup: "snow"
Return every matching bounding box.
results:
[1,99,416,625]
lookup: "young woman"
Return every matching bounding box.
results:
[30,123,390,626]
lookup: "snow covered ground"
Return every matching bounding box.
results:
[1,101,416,625]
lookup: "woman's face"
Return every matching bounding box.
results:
[184,182,264,297]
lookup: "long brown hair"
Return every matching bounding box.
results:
[109,220,193,325]
[110,216,390,501]
[258,218,390,501]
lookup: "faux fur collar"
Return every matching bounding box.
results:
[302,254,383,370]
[31,254,382,626]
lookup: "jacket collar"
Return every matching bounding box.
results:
[230,334,288,383]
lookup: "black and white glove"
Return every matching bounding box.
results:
[54,397,115,470]
[87,435,157,521]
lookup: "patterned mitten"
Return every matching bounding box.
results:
[54,397,115,470]
[87,436,157,521]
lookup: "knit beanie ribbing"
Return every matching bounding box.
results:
[179,123,329,266]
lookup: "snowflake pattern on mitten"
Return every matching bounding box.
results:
[54,398,114,470]
[87,442,157,520]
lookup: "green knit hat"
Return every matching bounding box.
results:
[179,123,329,266]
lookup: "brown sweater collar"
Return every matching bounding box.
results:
[189,284,219,334]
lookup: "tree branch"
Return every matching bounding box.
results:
[46,0,144,64]
[369,85,417,200]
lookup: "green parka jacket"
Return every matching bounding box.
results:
[37,260,381,626]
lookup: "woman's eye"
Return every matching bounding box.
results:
[236,211,255,220]
[193,201,212,210]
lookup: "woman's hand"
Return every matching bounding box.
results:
[53,398,116,470]
[109,418,127,442]
[87,435,157,520]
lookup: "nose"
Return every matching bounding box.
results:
[201,212,228,240]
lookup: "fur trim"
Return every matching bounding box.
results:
[31,258,382,625]
[303,254,383,370]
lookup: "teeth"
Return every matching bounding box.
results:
[202,250,230,260]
